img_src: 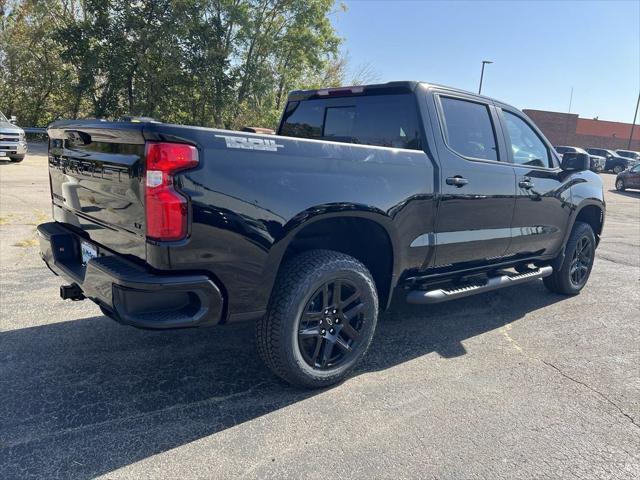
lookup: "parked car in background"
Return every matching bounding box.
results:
[555,146,604,172]
[615,149,640,163]
[586,148,634,174]
[0,111,28,162]
[615,163,640,191]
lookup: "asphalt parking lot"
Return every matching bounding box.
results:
[1,143,639,479]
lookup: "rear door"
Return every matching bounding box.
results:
[428,91,516,267]
[497,107,571,257]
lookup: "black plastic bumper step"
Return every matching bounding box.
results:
[406,266,553,304]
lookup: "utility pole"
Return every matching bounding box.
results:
[478,60,493,95]
[628,92,640,150]
[568,87,574,113]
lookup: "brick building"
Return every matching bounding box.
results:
[523,109,640,151]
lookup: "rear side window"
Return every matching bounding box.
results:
[502,111,551,168]
[279,94,421,150]
[439,97,498,161]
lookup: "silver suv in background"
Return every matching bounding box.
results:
[0,111,28,162]
[615,149,640,163]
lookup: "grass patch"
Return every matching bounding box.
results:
[13,238,38,248]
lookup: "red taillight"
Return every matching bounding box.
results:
[145,142,198,241]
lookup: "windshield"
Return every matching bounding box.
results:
[618,150,640,160]
[0,111,8,123]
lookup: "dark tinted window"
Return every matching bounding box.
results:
[588,148,608,156]
[324,106,356,140]
[503,111,551,167]
[440,97,498,160]
[279,94,421,150]
[280,101,323,138]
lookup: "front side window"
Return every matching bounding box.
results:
[279,94,421,150]
[503,111,551,167]
[439,97,498,161]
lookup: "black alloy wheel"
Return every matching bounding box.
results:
[297,280,365,370]
[569,236,593,288]
[257,249,378,388]
[543,221,596,295]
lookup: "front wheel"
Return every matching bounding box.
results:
[257,249,378,388]
[9,156,24,163]
[616,178,626,191]
[544,221,596,295]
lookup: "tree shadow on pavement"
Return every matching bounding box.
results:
[0,281,564,479]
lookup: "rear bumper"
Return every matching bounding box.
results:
[37,222,224,329]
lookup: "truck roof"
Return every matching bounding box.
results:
[287,80,510,108]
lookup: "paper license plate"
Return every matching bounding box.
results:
[81,241,98,265]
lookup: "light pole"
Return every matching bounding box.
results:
[478,60,493,95]
[628,92,640,150]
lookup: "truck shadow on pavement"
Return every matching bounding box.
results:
[608,188,640,198]
[1,282,564,479]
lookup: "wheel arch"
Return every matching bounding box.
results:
[567,200,605,247]
[262,206,399,310]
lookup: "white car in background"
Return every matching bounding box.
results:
[0,111,28,162]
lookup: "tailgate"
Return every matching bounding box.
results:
[47,122,147,259]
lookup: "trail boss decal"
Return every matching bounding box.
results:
[216,134,284,152]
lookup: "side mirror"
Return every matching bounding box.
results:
[9,115,17,124]
[561,152,590,171]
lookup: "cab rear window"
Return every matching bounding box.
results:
[279,94,422,150]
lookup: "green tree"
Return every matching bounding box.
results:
[0,0,347,129]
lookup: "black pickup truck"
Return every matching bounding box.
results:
[38,81,605,388]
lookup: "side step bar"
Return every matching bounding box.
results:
[406,266,553,305]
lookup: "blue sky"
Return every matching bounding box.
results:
[333,0,640,123]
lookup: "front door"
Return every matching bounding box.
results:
[498,108,572,257]
[429,93,516,268]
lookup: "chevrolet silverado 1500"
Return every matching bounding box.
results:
[38,81,605,387]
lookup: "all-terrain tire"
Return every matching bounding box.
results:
[256,249,378,388]
[543,221,596,295]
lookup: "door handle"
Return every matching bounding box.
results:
[519,179,535,189]
[446,176,469,187]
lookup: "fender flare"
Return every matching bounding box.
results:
[259,204,401,309]
[563,199,605,246]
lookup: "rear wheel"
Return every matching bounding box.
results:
[613,164,624,174]
[257,249,378,388]
[544,221,595,295]
[615,178,625,191]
